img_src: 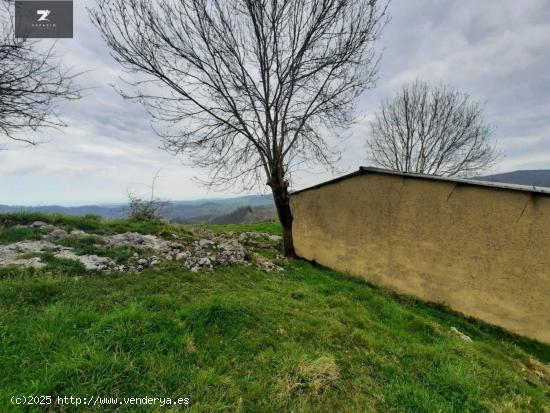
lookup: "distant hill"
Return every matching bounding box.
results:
[0,194,275,223]
[178,205,277,224]
[0,204,127,219]
[474,170,550,188]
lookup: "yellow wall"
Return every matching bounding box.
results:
[290,172,550,343]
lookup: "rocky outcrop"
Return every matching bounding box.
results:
[0,240,57,267]
[54,250,118,271]
[43,229,69,242]
[0,224,283,274]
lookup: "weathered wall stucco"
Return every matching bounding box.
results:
[290,168,550,343]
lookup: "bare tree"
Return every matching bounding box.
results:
[0,0,80,147]
[127,171,170,221]
[89,0,388,256]
[367,80,498,177]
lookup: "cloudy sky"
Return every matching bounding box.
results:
[1,0,549,205]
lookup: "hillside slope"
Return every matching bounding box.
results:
[0,194,275,223]
[180,205,278,225]
[475,169,550,188]
[0,214,548,412]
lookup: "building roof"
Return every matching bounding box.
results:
[290,166,550,197]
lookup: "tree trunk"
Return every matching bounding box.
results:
[270,182,297,258]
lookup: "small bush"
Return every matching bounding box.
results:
[127,194,168,222]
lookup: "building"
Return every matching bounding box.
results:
[290,167,550,343]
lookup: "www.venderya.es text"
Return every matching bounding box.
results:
[10,395,190,407]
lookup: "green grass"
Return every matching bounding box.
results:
[0,212,195,241]
[38,251,88,276]
[0,226,43,244]
[0,218,548,412]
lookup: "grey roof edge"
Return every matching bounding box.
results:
[290,166,550,197]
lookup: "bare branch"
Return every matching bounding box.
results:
[366,80,499,177]
[89,0,389,256]
[0,0,81,147]
[126,170,171,221]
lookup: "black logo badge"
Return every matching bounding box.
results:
[15,1,73,38]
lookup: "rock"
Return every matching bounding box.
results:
[267,234,282,243]
[199,239,214,248]
[104,232,178,253]
[450,327,472,342]
[137,258,148,266]
[0,240,59,267]
[198,257,211,266]
[10,257,46,268]
[44,229,68,242]
[236,232,281,248]
[29,221,56,232]
[257,260,283,272]
[176,251,190,261]
[1,225,284,275]
[30,221,49,228]
[54,250,116,271]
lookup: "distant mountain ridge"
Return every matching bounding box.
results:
[0,195,275,222]
[474,170,550,188]
[178,205,278,224]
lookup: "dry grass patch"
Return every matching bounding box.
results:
[280,355,340,397]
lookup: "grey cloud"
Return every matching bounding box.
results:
[0,0,549,204]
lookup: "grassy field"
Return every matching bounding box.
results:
[0,214,548,412]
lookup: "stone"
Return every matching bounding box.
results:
[104,232,180,254]
[10,257,46,268]
[267,234,282,243]
[198,257,211,266]
[44,229,68,242]
[0,240,58,267]
[30,221,49,228]
[199,239,214,247]
[1,224,284,275]
[258,260,284,272]
[176,251,190,261]
[450,327,472,342]
[54,250,116,271]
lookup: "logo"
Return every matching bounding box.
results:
[36,9,51,22]
[15,1,73,38]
